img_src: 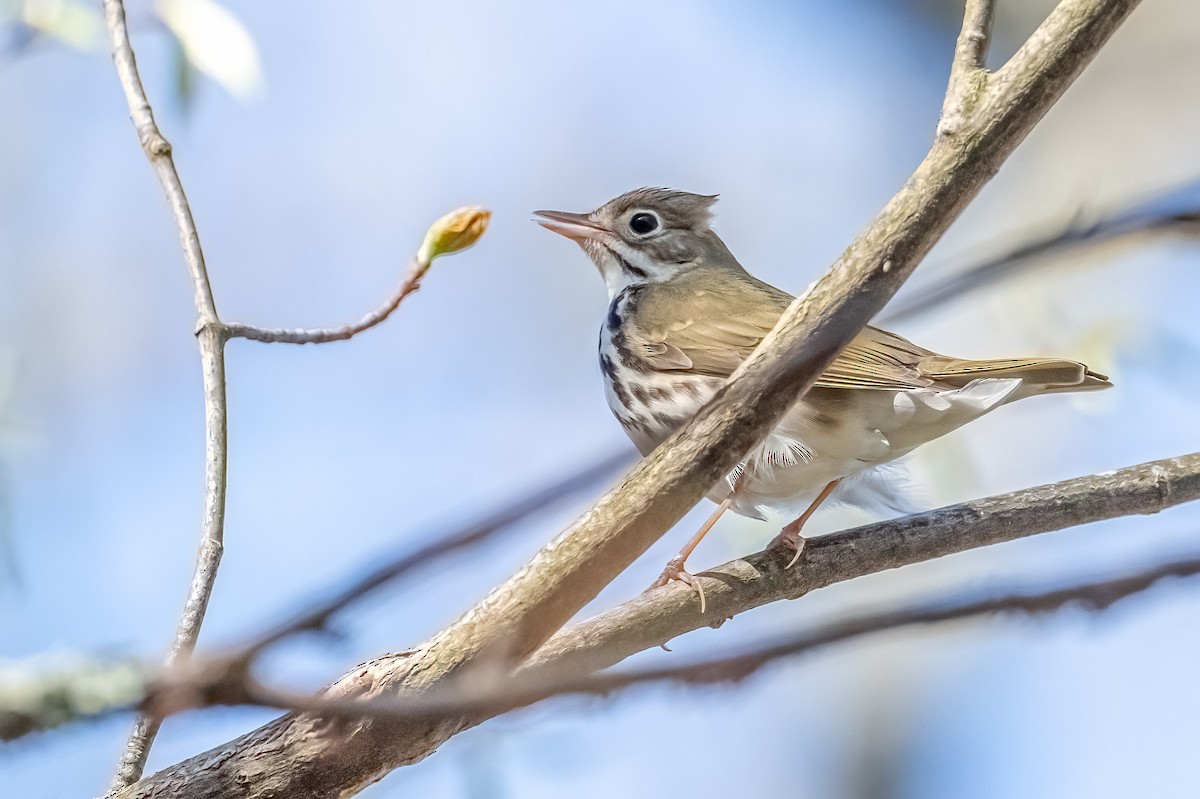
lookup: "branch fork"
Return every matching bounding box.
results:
[938,0,996,138]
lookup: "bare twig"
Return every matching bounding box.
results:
[236,447,634,656]
[100,5,487,786]
[882,177,1200,324]
[939,0,996,137]
[223,206,489,345]
[102,0,229,788]
[222,259,427,345]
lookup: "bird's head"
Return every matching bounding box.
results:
[535,188,743,297]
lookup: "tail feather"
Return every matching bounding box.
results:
[1038,368,1113,394]
[919,356,1111,392]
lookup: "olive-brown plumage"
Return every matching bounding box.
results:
[536,188,1110,602]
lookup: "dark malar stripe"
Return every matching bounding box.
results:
[616,254,649,280]
[606,285,642,333]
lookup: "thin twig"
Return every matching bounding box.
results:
[236,448,634,656]
[100,5,479,783]
[223,205,489,344]
[882,177,1200,324]
[938,0,995,137]
[102,0,229,789]
[223,258,427,345]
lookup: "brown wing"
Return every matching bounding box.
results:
[628,268,1108,392]
[630,269,931,389]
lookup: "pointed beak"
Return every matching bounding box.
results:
[532,209,607,244]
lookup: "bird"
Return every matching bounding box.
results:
[534,188,1111,609]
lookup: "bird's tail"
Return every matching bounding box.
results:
[918,356,1112,394]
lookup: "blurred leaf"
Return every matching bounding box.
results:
[155,0,264,103]
[18,0,101,50]
[170,28,197,113]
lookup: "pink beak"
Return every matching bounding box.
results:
[533,209,607,244]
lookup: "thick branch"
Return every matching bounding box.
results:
[114,1,1143,796]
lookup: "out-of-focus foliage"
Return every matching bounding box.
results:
[1,0,261,104]
[155,0,262,102]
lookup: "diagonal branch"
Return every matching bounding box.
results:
[176,453,1200,723]
[29,452,1191,746]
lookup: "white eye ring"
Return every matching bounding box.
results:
[628,211,660,236]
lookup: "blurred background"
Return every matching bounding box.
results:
[2,0,1199,796]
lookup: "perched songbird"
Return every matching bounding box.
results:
[535,188,1110,605]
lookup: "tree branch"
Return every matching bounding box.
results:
[221,260,425,344]
[237,551,1200,720]
[881,176,1200,324]
[939,0,995,137]
[116,443,1189,798]
[10,494,1198,742]
[100,3,489,786]
[112,1,1144,795]
[221,206,490,345]
[102,0,228,788]
[221,450,1200,729]
[527,451,1199,680]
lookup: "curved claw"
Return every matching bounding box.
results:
[646,558,707,614]
[769,529,807,569]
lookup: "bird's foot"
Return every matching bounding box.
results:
[645,556,707,614]
[768,528,808,569]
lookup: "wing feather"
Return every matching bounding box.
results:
[629,270,932,389]
[625,269,1100,393]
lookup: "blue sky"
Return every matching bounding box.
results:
[2,1,1199,796]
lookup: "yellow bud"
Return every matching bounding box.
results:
[418,205,490,264]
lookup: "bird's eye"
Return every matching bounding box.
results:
[629,212,659,235]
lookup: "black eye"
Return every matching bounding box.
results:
[629,212,659,235]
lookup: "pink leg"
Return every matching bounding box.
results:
[769,479,841,569]
[645,497,733,614]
